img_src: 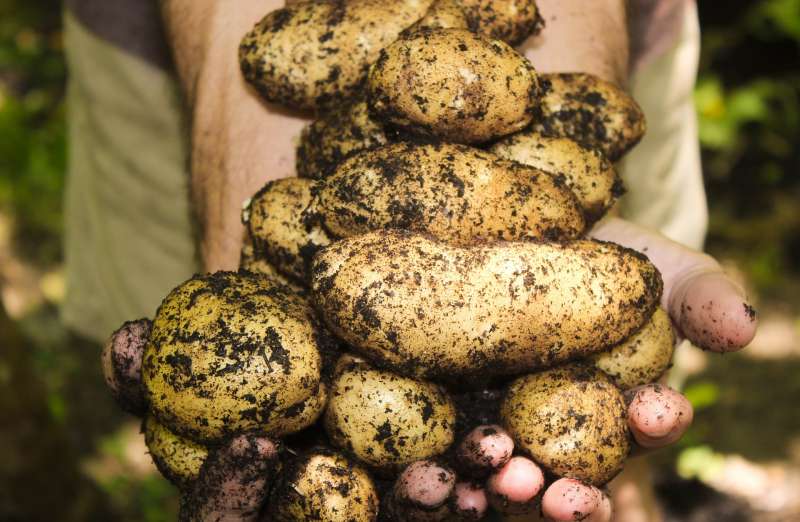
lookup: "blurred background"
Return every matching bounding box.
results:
[0,1,798,521]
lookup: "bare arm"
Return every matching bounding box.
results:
[160,0,307,272]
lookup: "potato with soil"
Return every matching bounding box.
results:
[533,72,646,161]
[268,450,379,521]
[311,230,663,381]
[490,131,624,223]
[239,0,433,111]
[142,271,331,443]
[143,414,209,487]
[500,364,630,486]
[461,0,543,45]
[311,142,586,243]
[244,178,331,283]
[592,308,675,389]
[324,361,457,472]
[402,0,470,35]
[368,28,539,143]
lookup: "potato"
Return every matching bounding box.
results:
[461,0,543,45]
[296,96,388,180]
[592,308,675,389]
[500,364,630,486]
[143,271,330,443]
[403,0,470,35]
[143,414,208,487]
[239,0,434,111]
[533,73,646,161]
[368,28,538,143]
[239,240,306,293]
[324,362,456,472]
[311,142,585,243]
[311,231,663,380]
[244,178,331,283]
[268,450,379,521]
[490,131,624,223]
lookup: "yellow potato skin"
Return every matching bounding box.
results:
[239,241,306,293]
[593,308,675,389]
[143,414,209,487]
[324,363,457,472]
[534,73,647,161]
[461,0,543,45]
[501,364,630,486]
[313,142,586,243]
[143,271,329,443]
[268,451,379,521]
[404,0,470,34]
[311,231,663,381]
[245,178,331,283]
[239,0,434,111]
[490,131,624,224]
[368,28,539,144]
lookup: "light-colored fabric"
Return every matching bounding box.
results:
[62,11,198,342]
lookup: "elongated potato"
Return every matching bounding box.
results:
[296,96,388,180]
[592,308,675,389]
[244,178,331,283]
[311,231,663,380]
[490,131,624,223]
[501,364,630,486]
[533,73,646,161]
[240,0,433,111]
[268,450,379,521]
[368,28,538,143]
[324,363,456,472]
[461,0,543,45]
[143,271,330,443]
[311,142,585,243]
[144,414,208,487]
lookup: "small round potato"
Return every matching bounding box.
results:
[311,231,663,380]
[461,0,543,45]
[143,414,209,487]
[240,0,434,111]
[368,28,539,144]
[501,364,630,486]
[490,131,624,223]
[324,364,457,472]
[244,178,331,283]
[268,450,379,521]
[143,271,329,443]
[533,72,646,161]
[592,308,675,389]
[312,142,585,243]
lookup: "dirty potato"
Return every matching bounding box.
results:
[490,131,624,223]
[461,0,543,45]
[501,364,630,486]
[324,362,457,472]
[311,231,663,380]
[311,142,585,243]
[533,72,646,161]
[368,28,539,143]
[240,0,434,111]
[403,0,470,35]
[144,414,209,487]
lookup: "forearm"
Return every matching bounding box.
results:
[161,0,305,272]
[520,0,630,85]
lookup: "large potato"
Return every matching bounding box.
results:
[490,131,624,223]
[143,414,208,487]
[592,308,675,389]
[268,450,379,521]
[461,0,543,45]
[533,73,646,161]
[244,178,331,283]
[324,362,456,472]
[501,364,630,486]
[311,231,663,380]
[312,142,585,243]
[240,0,433,111]
[368,28,538,143]
[143,271,330,443]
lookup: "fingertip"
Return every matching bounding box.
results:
[541,478,602,521]
[627,385,693,449]
[488,456,545,505]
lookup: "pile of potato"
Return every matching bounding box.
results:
[105,1,680,520]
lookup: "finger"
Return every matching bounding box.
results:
[101,318,151,415]
[389,460,456,521]
[487,456,545,515]
[180,434,278,522]
[541,478,612,522]
[456,424,515,475]
[626,384,694,450]
[453,482,489,520]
